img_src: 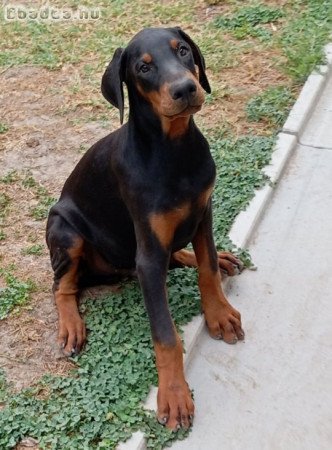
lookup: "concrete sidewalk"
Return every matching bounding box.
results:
[171,76,332,449]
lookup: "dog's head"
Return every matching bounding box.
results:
[101,27,211,129]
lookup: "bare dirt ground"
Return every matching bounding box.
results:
[0,39,289,392]
[0,64,115,390]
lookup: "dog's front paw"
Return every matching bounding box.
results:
[205,304,244,344]
[57,314,86,356]
[157,381,194,431]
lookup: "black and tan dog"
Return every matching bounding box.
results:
[46,27,244,430]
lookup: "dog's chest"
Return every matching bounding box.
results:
[147,175,214,251]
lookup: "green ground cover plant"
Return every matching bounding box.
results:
[0,0,331,448]
[279,0,332,82]
[246,86,295,126]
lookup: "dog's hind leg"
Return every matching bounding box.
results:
[171,249,243,276]
[46,214,86,356]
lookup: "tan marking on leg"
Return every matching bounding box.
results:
[193,231,244,343]
[193,230,226,307]
[155,332,194,430]
[54,237,86,355]
[154,332,184,381]
[56,237,83,297]
[149,203,191,249]
[197,184,214,209]
[199,270,224,311]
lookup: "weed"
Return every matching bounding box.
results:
[0,267,33,320]
[0,369,9,404]
[0,193,11,219]
[0,173,56,228]
[0,188,11,238]
[0,123,9,134]
[22,244,44,256]
[215,4,283,41]
[29,198,56,221]
[205,84,231,105]
[246,86,295,126]
[0,171,19,184]
[22,175,38,188]
[29,186,57,221]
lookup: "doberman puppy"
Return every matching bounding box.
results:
[46,27,244,430]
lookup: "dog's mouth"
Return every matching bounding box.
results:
[164,104,202,120]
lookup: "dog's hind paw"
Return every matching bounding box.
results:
[217,251,244,276]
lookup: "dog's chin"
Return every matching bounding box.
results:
[164,104,202,120]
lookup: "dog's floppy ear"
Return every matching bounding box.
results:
[175,27,211,94]
[101,47,126,124]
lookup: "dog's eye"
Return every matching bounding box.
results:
[139,64,150,73]
[178,45,189,57]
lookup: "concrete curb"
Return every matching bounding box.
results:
[283,43,332,136]
[117,43,332,450]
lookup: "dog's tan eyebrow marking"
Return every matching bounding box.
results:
[170,39,179,49]
[142,53,152,63]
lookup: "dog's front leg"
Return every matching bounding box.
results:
[193,201,245,344]
[135,229,194,430]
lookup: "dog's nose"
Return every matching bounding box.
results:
[170,79,197,101]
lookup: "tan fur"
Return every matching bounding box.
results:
[149,203,191,249]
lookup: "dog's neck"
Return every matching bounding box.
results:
[160,116,192,139]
